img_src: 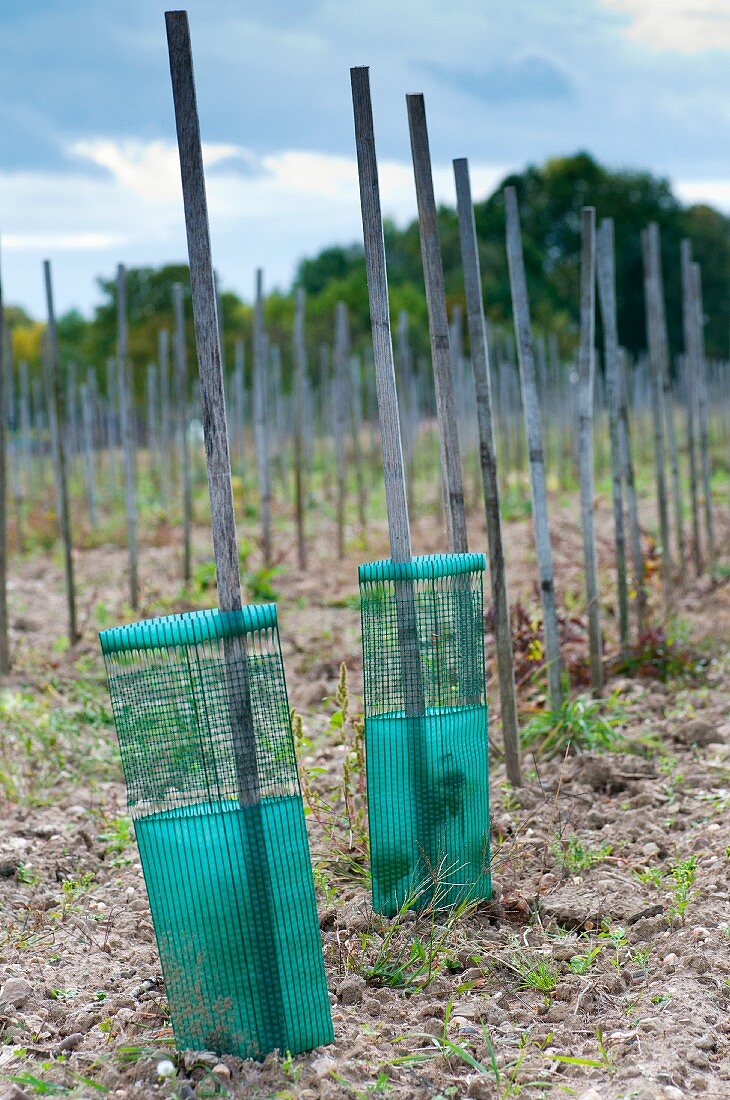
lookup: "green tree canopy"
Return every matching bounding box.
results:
[7,152,728,391]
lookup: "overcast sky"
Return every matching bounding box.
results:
[2,0,729,316]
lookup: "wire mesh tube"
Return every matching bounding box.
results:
[359,554,492,916]
[100,604,333,1059]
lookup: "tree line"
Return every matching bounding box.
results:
[6,151,729,393]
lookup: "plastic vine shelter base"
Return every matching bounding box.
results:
[359,555,492,916]
[100,605,333,1059]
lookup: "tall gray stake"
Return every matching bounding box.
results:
[117,263,139,609]
[596,219,630,653]
[173,283,192,584]
[43,260,79,646]
[351,65,428,860]
[453,158,521,786]
[0,237,9,673]
[641,228,671,612]
[504,187,563,710]
[406,94,468,553]
[577,208,603,694]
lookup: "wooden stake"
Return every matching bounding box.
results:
[159,328,171,501]
[647,224,685,572]
[116,264,139,610]
[5,330,25,555]
[351,68,429,876]
[454,158,521,785]
[333,301,349,558]
[504,187,563,710]
[680,240,703,575]
[576,209,603,694]
[396,310,417,509]
[0,237,9,673]
[641,229,671,613]
[692,261,715,575]
[172,283,192,585]
[350,354,368,535]
[406,94,467,553]
[619,347,648,633]
[233,338,245,468]
[596,219,630,653]
[292,287,308,570]
[252,269,272,567]
[81,380,98,527]
[43,259,79,646]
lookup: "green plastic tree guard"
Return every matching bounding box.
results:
[100,604,333,1059]
[359,554,492,916]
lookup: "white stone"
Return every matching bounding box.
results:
[0,977,33,1008]
[311,1055,337,1079]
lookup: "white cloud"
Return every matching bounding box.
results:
[601,0,730,54]
[4,232,124,251]
[69,139,251,202]
[1,139,509,313]
[674,178,730,212]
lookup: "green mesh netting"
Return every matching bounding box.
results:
[359,554,492,916]
[100,605,333,1059]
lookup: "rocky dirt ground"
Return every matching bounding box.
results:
[0,496,728,1100]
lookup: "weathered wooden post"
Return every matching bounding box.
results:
[81,379,98,528]
[350,353,368,535]
[159,328,171,502]
[5,330,25,556]
[43,260,79,646]
[117,263,139,609]
[233,337,245,469]
[596,219,630,653]
[292,286,308,570]
[641,228,671,612]
[146,361,159,490]
[504,187,563,710]
[577,208,603,694]
[396,310,417,509]
[647,224,685,572]
[333,301,350,558]
[0,237,9,673]
[19,360,32,520]
[253,269,272,567]
[105,357,118,489]
[692,261,716,575]
[406,94,468,553]
[619,348,648,632]
[454,157,521,787]
[172,282,192,585]
[680,240,703,575]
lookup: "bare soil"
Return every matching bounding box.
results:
[1,498,729,1100]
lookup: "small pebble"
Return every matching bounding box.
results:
[211,1063,230,1079]
[0,977,33,1008]
[336,974,366,1005]
[311,1055,337,1079]
[58,1033,84,1052]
